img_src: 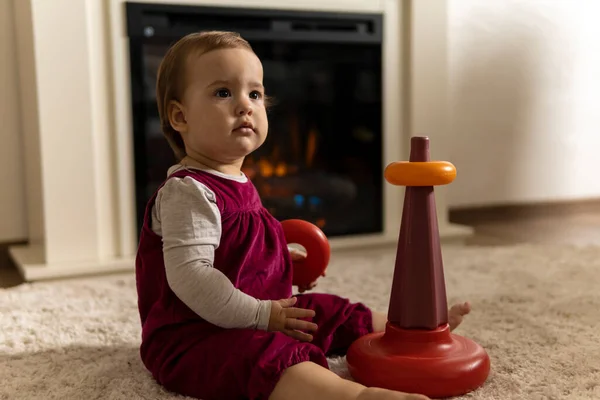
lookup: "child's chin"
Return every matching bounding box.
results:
[227,146,259,160]
[234,140,263,154]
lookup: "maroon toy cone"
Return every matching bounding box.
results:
[387,137,448,328]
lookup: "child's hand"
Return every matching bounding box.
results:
[297,281,318,293]
[289,246,324,293]
[268,297,318,342]
[289,246,307,261]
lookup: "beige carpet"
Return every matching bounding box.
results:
[1,244,600,400]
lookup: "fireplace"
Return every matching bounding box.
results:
[10,0,473,282]
[126,3,384,237]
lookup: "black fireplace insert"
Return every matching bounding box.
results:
[125,2,384,238]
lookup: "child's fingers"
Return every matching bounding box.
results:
[297,281,317,293]
[277,297,298,308]
[283,329,313,342]
[284,307,316,319]
[285,318,318,332]
[298,283,315,292]
[290,248,307,261]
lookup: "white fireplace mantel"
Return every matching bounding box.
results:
[10,0,473,281]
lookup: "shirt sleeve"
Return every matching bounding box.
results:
[151,176,272,331]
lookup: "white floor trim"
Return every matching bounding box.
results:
[9,244,135,282]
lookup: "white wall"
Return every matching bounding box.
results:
[0,0,27,242]
[447,0,600,208]
[3,0,600,245]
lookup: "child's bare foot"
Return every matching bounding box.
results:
[448,301,471,331]
[371,311,388,332]
[357,387,430,400]
[373,302,471,333]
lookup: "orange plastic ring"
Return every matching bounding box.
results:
[384,161,456,186]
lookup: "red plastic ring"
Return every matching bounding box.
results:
[280,219,330,287]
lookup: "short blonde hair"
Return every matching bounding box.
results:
[156,31,255,161]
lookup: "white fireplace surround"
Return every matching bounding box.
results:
[9,0,473,281]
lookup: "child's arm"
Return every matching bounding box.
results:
[152,176,271,330]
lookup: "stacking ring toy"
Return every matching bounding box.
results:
[346,136,490,399]
[281,219,330,287]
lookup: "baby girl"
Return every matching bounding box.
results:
[135,30,470,400]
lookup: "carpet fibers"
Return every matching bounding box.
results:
[1,244,600,400]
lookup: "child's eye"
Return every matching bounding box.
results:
[215,89,231,98]
[249,91,263,100]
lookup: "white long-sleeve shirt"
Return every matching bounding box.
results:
[150,164,272,331]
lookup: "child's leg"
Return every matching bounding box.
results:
[293,293,372,355]
[142,326,329,400]
[269,361,429,400]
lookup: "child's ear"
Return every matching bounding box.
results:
[168,100,187,134]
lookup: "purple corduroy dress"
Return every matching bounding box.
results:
[135,168,373,399]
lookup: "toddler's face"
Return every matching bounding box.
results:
[175,48,268,164]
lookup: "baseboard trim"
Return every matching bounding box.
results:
[449,198,600,224]
[0,241,26,269]
[8,243,135,282]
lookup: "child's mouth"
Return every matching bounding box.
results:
[233,126,255,135]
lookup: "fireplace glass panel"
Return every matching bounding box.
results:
[127,3,384,238]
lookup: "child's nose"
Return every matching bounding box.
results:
[236,98,253,116]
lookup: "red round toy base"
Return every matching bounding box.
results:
[346,323,490,399]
